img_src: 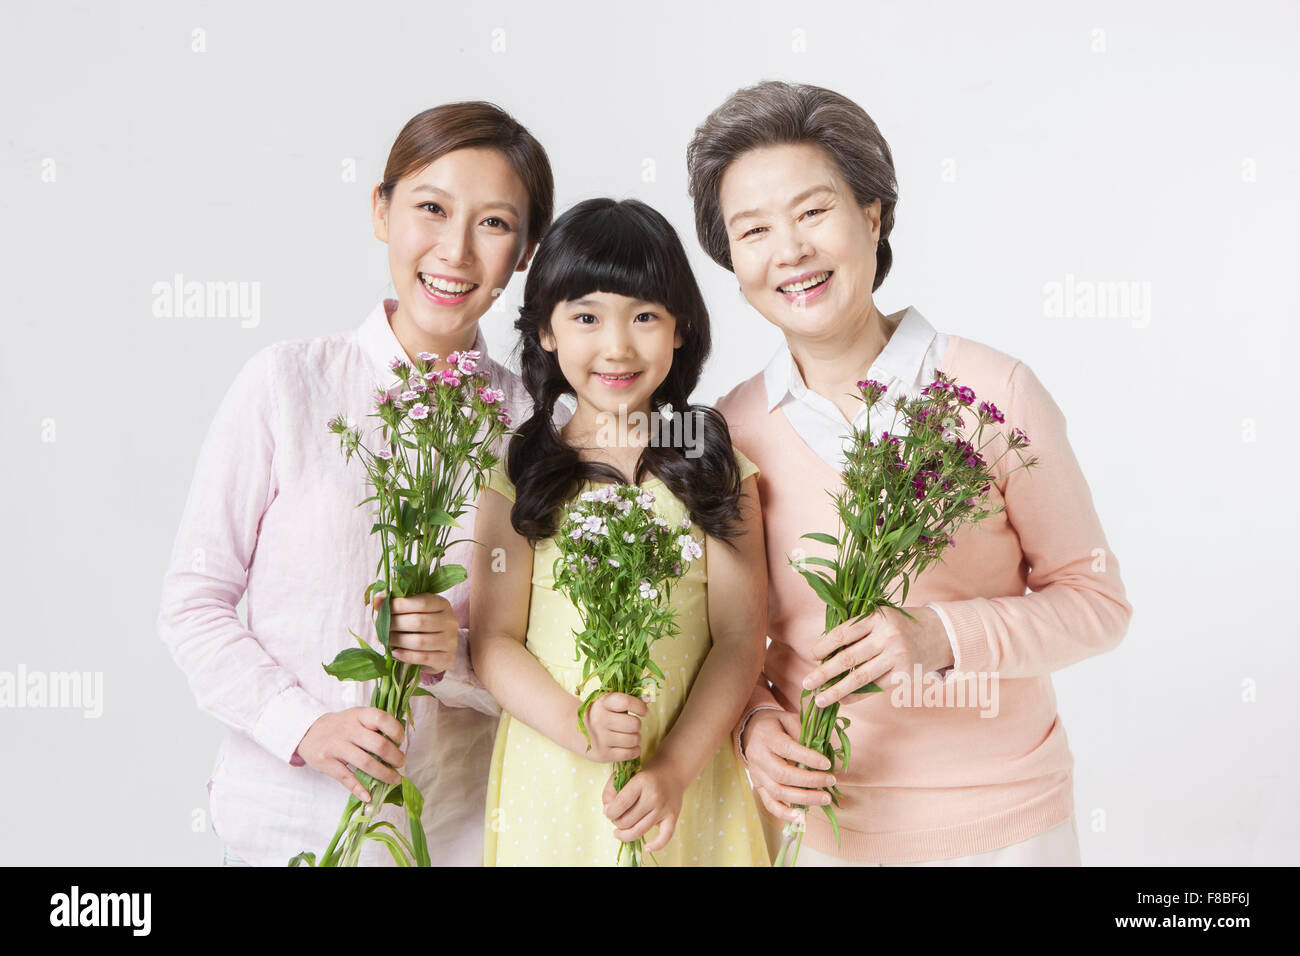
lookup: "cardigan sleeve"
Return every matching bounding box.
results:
[927,360,1133,677]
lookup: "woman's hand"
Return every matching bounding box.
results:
[600,760,685,852]
[296,707,406,801]
[575,692,646,763]
[370,592,459,675]
[740,709,836,823]
[801,605,952,708]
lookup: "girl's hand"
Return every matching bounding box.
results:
[296,707,406,801]
[371,592,459,675]
[576,692,646,763]
[801,606,952,708]
[600,761,684,852]
[740,709,836,823]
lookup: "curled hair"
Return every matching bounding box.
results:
[687,80,898,290]
[507,198,745,547]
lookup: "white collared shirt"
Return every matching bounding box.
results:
[762,306,950,470]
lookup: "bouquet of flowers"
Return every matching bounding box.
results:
[775,370,1039,867]
[551,484,702,866]
[289,349,511,867]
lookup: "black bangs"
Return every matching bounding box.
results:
[531,200,686,318]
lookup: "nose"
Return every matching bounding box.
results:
[436,219,474,268]
[600,320,637,361]
[774,225,814,271]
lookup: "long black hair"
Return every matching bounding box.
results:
[507,197,745,547]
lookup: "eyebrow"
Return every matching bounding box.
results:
[410,184,521,218]
[726,184,836,229]
[570,297,660,307]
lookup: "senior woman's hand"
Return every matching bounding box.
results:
[741,709,837,822]
[802,606,953,708]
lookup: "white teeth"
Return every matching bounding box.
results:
[779,271,830,293]
[598,372,638,380]
[420,273,476,295]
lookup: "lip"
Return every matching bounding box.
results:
[777,270,833,304]
[593,370,643,389]
[419,272,479,306]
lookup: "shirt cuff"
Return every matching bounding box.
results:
[924,599,989,675]
[925,602,960,679]
[251,685,331,766]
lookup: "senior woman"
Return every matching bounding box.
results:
[688,81,1133,866]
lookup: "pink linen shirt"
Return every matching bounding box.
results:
[158,298,566,866]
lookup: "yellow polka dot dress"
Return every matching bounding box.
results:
[481,448,771,866]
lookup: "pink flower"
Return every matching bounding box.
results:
[416,351,438,363]
[376,448,394,460]
[409,404,429,420]
[400,389,419,402]
[389,357,404,371]
[440,369,461,387]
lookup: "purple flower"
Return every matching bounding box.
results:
[979,401,1005,424]
[954,385,975,405]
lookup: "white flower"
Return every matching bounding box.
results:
[581,516,603,535]
[608,557,620,567]
[624,532,636,543]
[652,516,668,528]
[680,515,692,530]
[568,511,583,522]
[616,499,634,514]
[636,491,655,510]
[569,528,582,540]
[638,580,659,600]
[580,491,597,502]
[677,534,702,562]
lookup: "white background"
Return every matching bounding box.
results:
[1,0,1295,865]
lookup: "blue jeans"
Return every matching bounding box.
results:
[222,846,251,867]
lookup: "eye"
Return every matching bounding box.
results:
[574,313,597,325]
[634,312,658,323]
[740,225,767,239]
[482,216,512,230]
[418,202,445,215]
[802,208,826,219]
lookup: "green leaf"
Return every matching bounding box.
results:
[426,563,467,594]
[426,509,457,527]
[795,568,847,614]
[411,686,435,698]
[287,851,316,867]
[800,532,840,547]
[800,556,840,571]
[825,803,842,849]
[376,598,392,649]
[851,681,884,694]
[402,776,432,867]
[645,658,665,682]
[323,646,387,682]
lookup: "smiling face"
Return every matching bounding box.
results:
[539,291,683,432]
[372,146,536,355]
[718,142,882,340]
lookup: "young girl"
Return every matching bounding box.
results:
[469,198,771,866]
[158,102,561,866]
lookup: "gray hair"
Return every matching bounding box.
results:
[686,80,898,290]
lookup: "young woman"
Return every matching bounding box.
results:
[688,80,1133,866]
[158,102,560,866]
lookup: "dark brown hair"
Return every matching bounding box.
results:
[686,80,898,290]
[378,101,554,246]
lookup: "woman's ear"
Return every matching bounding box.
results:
[371,184,390,243]
[862,196,882,244]
[515,239,539,273]
[539,327,556,352]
